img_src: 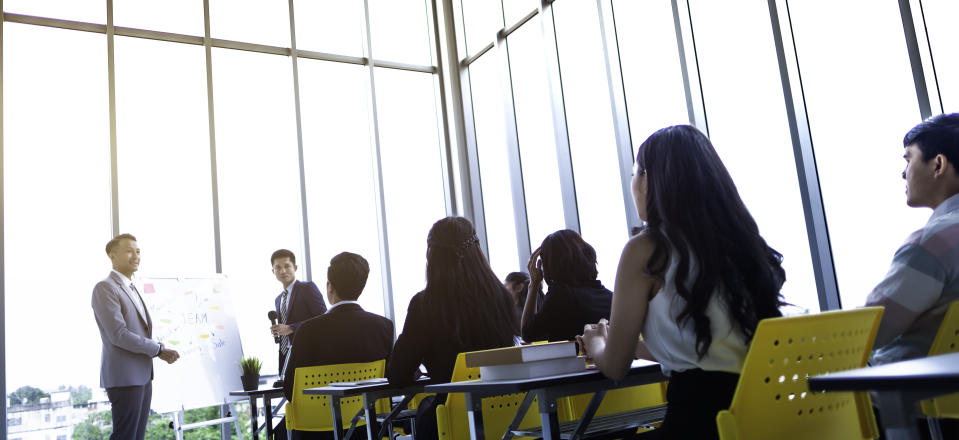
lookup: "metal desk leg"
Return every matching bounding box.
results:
[570,390,605,440]
[875,391,922,440]
[264,396,274,439]
[465,393,486,440]
[330,396,345,440]
[535,390,561,440]
[364,394,380,440]
[503,392,536,440]
[249,396,260,440]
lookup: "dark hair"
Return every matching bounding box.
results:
[539,230,599,287]
[105,233,137,255]
[636,125,786,359]
[271,249,296,266]
[505,272,530,286]
[903,113,959,173]
[423,217,519,347]
[327,252,370,301]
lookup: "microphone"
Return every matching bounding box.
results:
[268,311,280,344]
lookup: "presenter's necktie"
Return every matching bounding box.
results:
[128,283,147,321]
[279,290,290,357]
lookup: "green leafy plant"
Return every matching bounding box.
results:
[239,356,261,376]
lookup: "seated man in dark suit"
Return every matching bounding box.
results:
[281,252,395,439]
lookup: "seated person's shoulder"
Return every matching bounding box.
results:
[622,230,657,262]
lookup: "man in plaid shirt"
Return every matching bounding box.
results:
[867,112,959,365]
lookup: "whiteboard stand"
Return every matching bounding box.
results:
[170,401,243,440]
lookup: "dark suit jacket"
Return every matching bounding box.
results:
[522,280,613,342]
[282,303,394,401]
[274,280,328,334]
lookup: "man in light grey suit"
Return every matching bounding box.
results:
[92,233,179,440]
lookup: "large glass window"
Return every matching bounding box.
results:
[3,0,103,23]
[552,0,628,288]
[209,0,291,47]
[374,68,447,327]
[369,0,433,65]
[507,19,567,252]
[921,0,959,112]
[3,24,110,392]
[293,0,365,56]
[613,0,690,150]
[503,0,538,28]
[114,37,216,277]
[113,0,204,35]
[789,0,929,309]
[460,0,503,56]
[298,59,385,316]
[689,0,819,314]
[212,48,303,374]
[469,53,521,280]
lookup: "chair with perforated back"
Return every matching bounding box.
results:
[435,352,542,440]
[716,307,884,440]
[285,360,391,435]
[922,300,959,439]
[561,382,667,436]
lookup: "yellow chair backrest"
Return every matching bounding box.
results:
[436,352,542,440]
[562,383,667,422]
[922,300,959,418]
[285,360,390,432]
[716,307,883,440]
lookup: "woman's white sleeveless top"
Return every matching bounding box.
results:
[642,253,749,376]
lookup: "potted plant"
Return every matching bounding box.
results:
[239,356,261,391]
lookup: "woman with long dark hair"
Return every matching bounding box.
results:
[521,229,612,342]
[387,217,518,440]
[580,125,786,440]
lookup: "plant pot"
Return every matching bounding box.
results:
[241,374,260,391]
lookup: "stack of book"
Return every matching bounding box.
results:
[464,341,586,381]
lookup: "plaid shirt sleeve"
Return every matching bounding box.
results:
[866,236,947,347]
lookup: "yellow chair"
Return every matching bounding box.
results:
[285,360,391,435]
[562,382,667,434]
[922,300,959,438]
[436,352,542,440]
[716,307,884,440]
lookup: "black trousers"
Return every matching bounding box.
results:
[637,369,740,440]
[106,382,153,440]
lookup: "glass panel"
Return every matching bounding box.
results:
[115,37,215,277]
[4,0,103,24]
[503,0,538,28]
[469,52,520,280]
[212,48,302,374]
[553,0,627,289]
[210,0,291,47]
[3,24,110,391]
[293,0,365,56]
[113,0,204,36]
[298,59,385,316]
[922,0,959,112]
[689,0,819,314]
[460,0,504,57]
[789,0,928,309]
[374,68,447,327]
[613,0,690,151]
[507,18,566,253]
[369,0,433,65]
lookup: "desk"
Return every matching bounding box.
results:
[303,378,432,440]
[808,352,959,440]
[424,360,665,440]
[229,385,285,440]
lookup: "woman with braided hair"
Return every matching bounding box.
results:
[387,216,519,440]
